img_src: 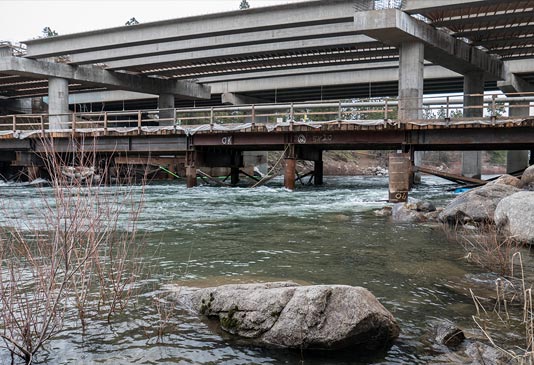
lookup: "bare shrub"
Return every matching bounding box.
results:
[444,222,521,276]
[0,135,145,364]
[472,252,534,364]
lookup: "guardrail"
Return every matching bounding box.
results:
[0,93,532,135]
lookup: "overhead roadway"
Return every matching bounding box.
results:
[1,0,534,107]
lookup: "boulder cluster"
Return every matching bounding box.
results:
[439,165,534,244]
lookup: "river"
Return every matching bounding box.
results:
[0,176,515,364]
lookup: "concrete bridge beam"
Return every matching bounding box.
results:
[0,56,210,100]
[48,77,69,130]
[353,9,504,80]
[462,71,484,179]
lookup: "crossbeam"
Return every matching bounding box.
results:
[353,9,505,80]
[0,56,210,99]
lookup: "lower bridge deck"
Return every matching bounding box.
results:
[0,98,533,195]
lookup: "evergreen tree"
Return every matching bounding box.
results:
[125,17,140,26]
[240,0,250,9]
[42,27,58,37]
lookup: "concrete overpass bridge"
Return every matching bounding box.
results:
[1,0,534,191]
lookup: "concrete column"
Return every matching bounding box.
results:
[186,148,197,188]
[48,77,69,130]
[186,166,197,188]
[398,41,424,121]
[284,158,296,190]
[158,93,175,126]
[284,145,296,191]
[507,101,530,173]
[314,152,324,186]
[230,167,240,186]
[399,41,424,184]
[462,72,484,179]
[389,153,411,203]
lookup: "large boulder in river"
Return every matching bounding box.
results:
[391,200,437,223]
[495,191,534,244]
[439,183,520,225]
[173,282,400,351]
[520,165,534,190]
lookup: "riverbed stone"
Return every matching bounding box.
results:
[173,282,400,351]
[520,165,534,190]
[464,341,509,365]
[487,174,521,188]
[495,191,534,244]
[391,199,437,223]
[439,184,520,225]
[427,319,465,348]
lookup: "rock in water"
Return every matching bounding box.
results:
[439,184,520,225]
[173,282,400,351]
[428,319,465,348]
[495,191,534,244]
[520,165,534,190]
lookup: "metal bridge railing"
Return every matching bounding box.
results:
[0,93,532,137]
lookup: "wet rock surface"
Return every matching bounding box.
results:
[520,165,534,190]
[495,191,534,244]
[390,199,438,223]
[427,319,465,348]
[439,184,520,225]
[173,282,400,351]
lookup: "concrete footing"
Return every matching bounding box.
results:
[389,153,411,203]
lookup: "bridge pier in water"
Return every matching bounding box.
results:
[462,72,485,179]
[398,41,424,185]
[499,76,532,173]
[284,145,296,191]
[388,153,411,203]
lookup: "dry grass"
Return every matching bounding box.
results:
[472,253,534,364]
[0,136,146,364]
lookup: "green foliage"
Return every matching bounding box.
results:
[487,151,507,165]
[42,27,58,38]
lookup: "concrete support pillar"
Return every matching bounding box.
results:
[398,41,424,121]
[314,159,324,186]
[388,153,411,203]
[399,41,424,184]
[506,101,530,173]
[158,93,175,126]
[186,149,197,188]
[284,145,296,191]
[48,77,69,130]
[462,72,485,179]
[230,167,240,186]
[186,166,197,188]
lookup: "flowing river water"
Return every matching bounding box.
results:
[0,176,523,364]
